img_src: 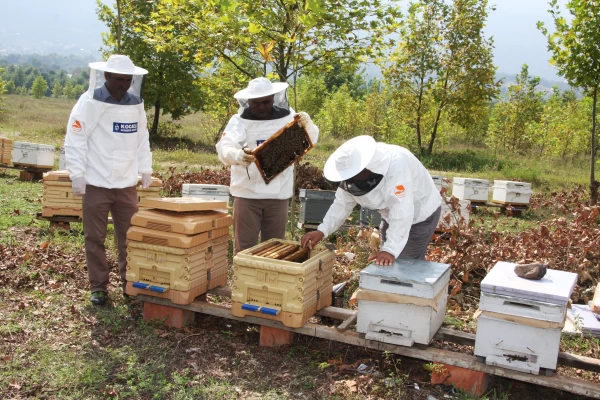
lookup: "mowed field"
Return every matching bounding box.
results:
[0,94,598,399]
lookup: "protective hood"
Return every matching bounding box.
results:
[323,135,377,182]
[86,55,147,101]
[234,77,290,115]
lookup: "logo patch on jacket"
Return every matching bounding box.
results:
[72,120,82,132]
[113,122,138,134]
[394,184,406,198]
[256,140,265,146]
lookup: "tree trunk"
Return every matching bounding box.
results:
[427,104,444,154]
[591,86,599,204]
[151,99,161,138]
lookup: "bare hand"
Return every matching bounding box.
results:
[367,251,395,266]
[301,230,324,249]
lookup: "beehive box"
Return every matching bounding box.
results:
[12,141,55,169]
[437,197,470,231]
[231,238,334,328]
[298,189,336,225]
[41,171,82,217]
[356,259,451,346]
[131,209,232,235]
[474,261,577,374]
[492,180,532,205]
[252,115,314,184]
[126,234,230,292]
[182,184,230,203]
[127,225,229,248]
[58,146,66,170]
[452,177,489,202]
[360,207,381,227]
[1,137,13,165]
[139,197,227,212]
[430,175,448,193]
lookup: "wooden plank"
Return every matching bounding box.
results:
[336,314,357,332]
[134,294,600,399]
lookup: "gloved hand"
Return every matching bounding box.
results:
[142,173,152,189]
[72,176,86,197]
[295,111,312,128]
[234,148,255,167]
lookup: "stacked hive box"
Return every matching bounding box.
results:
[452,177,489,203]
[12,141,55,169]
[491,180,532,205]
[1,137,13,165]
[136,175,163,204]
[42,170,83,218]
[231,238,334,328]
[125,197,232,305]
[437,197,470,231]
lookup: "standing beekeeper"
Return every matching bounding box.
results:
[64,54,153,306]
[301,136,441,265]
[216,77,319,253]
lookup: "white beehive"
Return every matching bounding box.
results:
[12,142,56,168]
[437,197,470,231]
[474,261,577,374]
[492,180,532,205]
[430,175,448,193]
[452,177,489,202]
[182,184,230,212]
[356,259,451,347]
[59,146,66,170]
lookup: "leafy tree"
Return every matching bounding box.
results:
[385,0,499,154]
[52,81,63,98]
[5,80,15,94]
[486,65,543,153]
[97,0,210,138]
[153,0,401,84]
[295,74,328,119]
[539,0,600,203]
[16,86,27,96]
[316,84,366,139]
[0,69,5,110]
[30,76,48,99]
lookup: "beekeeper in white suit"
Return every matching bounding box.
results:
[217,77,319,253]
[64,54,152,306]
[301,136,441,265]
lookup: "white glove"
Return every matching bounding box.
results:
[142,173,152,189]
[234,148,255,167]
[72,176,86,197]
[296,111,311,128]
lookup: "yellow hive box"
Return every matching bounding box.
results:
[139,197,227,212]
[41,206,82,218]
[131,209,232,235]
[126,235,230,291]
[42,171,83,212]
[126,225,229,248]
[231,238,334,328]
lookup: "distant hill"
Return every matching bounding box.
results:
[0,53,98,73]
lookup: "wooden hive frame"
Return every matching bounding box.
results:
[251,114,314,184]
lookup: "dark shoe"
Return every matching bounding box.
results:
[91,291,108,306]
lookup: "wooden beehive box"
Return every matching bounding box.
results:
[231,238,334,328]
[41,171,82,218]
[1,137,13,165]
[139,197,227,212]
[252,115,314,184]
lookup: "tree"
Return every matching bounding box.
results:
[152,0,401,85]
[62,82,76,99]
[384,0,499,154]
[30,76,48,99]
[486,65,543,153]
[539,0,600,203]
[0,69,5,110]
[5,80,16,95]
[97,0,210,138]
[52,81,63,98]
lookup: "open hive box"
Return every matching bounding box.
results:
[125,198,232,305]
[1,137,12,165]
[252,115,313,184]
[136,175,162,204]
[231,238,334,328]
[42,170,82,218]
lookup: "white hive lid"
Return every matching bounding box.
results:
[481,261,577,305]
[453,177,489,187]
[360,259,451,299]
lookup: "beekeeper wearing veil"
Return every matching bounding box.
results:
[64,54,152,306]
[216,77,319,253]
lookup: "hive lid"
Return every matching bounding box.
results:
[492,180,532,190]
[453,177,489,187]
[43,170,72,182]
[139,197,227,212]
[481,261,577,305]
[131,209,232,235]
[360,259,451,299]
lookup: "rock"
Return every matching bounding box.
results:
[514,263,547,280]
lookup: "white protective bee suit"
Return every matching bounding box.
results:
[216,78,319,252]
[318,136,441,259]
[63,54,152,300]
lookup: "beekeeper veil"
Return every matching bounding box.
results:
[234,77,290,119]
[86,55,148,102]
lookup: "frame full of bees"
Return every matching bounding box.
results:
[252,115,314,184]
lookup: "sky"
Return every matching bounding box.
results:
[0,0,567,81]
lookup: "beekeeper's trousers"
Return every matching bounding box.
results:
[233,197,289,254]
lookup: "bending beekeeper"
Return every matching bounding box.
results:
[216,77,319,253]
[301,136,441,265]
[64,54,153,306]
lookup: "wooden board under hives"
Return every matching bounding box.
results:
[252,115,313,184]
